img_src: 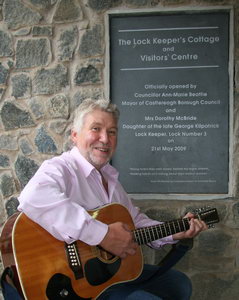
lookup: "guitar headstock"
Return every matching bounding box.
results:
[194,207,219,228]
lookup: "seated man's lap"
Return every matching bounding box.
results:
[98,264,192,300]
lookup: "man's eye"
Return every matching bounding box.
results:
[109,130,117,136]
[92,127,100,131]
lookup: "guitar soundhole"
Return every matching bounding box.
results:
[46,273,91,300]
[84,257,121,286]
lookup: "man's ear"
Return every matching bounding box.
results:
[71,130,77,143]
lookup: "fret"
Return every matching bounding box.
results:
[139,228,145,245]
[178,219,184,231]
[164,223,169,236]
[165,222,172,235]
[178,218,189,231]
[146,227,152,243]
[180,219,186,232]
[144,225,157,242]
[183,218,190,231]
[151,226,157,240]
[137,229,144,245]
[133,230,138,243]
[137,228,145,245]
[142,228,148,244]
[134,229,141,245]
[152,225,160,240]
[175,219,181,232]
[153,225,159,240]
[145,227,153,244]
[149,226,156,241]
[158,224,163,239]
[145,227,151,243]
[171,220,177,234]
[139,229,144,245]
[161,223,167,237]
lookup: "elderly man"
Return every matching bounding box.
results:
[18,98,207,300]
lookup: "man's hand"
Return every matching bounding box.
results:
[173,212,208,241]
[99,222,138,259]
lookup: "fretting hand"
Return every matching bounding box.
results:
[172,212,208,240]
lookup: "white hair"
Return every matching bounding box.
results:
[72,98,120,132]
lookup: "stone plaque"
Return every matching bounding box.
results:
[109,10,230,194]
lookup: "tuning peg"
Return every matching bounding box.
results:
[194,206,212,214]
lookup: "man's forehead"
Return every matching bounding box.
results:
[84,110,117,126]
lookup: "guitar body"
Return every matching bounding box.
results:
[1,203,219,299]
[0,203,143,300]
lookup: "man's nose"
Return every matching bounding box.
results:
[99,131,109,143]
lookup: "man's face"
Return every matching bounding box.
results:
[71,109,118,170]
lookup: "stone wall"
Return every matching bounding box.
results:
[0,0,238,299]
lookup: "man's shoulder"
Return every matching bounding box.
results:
[41,149,79,173]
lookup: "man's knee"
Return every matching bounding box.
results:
[127,290,163,300]
[174,271,192,299]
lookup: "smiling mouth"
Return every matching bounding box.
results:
[94,147,110,153]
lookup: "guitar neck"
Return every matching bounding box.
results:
[133,218,190,245]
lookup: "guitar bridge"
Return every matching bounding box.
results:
[65,242,84,279]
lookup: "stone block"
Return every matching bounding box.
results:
[74,65,100,85]
[47,94,69,118]
[53,0,83,23]
[0,30,13,57]
[0,173,16,198]
[0,134,18,150]
[33,64,68,95]
[57,25,78,61]
[35,126,57,154]
[16,38,51,68]
[0,155,10,168]
[5,197,19,217]
[19,137,34,155]
[15,155,39,188]
[79,25,103,57]
[11,73,31,98]
[0,102,35,130]
[3,0,42,30]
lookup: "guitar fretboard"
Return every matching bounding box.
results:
[133,218,190,245]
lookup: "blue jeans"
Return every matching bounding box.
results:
[98,264,192,300]
[1,281,23,300]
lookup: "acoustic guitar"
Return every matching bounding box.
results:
[0,203,219,300]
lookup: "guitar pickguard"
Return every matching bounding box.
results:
[46,257,121,299]
[46,273,91,300]
[84,257,121,285]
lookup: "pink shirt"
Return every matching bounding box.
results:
[18,146,175,247]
